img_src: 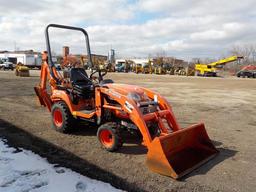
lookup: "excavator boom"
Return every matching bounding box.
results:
[195,55,243,76]
[208,56,243,67]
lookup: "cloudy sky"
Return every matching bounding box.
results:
[0,0,255,60]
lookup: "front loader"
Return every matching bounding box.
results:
[34,24,218,179]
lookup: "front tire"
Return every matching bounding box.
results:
[97,122,123,152]
[51,102,75,133]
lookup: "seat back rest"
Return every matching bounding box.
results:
[99,79,114,86]
[70,68,91,84]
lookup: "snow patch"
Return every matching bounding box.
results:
[0,138,123,192]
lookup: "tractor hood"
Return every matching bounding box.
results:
[106,83,145,95]
[105,83,150,102]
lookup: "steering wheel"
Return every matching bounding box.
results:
[89,68,107,83]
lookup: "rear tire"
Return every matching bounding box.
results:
[97,122,123,152]
[51,102,75,133]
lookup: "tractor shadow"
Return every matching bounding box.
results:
[58,121,238,178]
[71,121,98,136]
[180,140,238,181]
[119,132,147,155]
[71,121,147,155]
[118,145,147,155]
[0,119,147,192]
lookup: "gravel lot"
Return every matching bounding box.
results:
[0,70,255,192]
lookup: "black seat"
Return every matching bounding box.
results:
[99,79,114,86]
[70,68,94,99]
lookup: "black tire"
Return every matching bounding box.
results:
[97,122,123,152]
[51,102,75,133]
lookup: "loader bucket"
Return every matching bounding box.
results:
[146,123,218,179]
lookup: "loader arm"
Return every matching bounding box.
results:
[98,85,218,179]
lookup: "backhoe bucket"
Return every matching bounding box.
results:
[34,86,52,111]
[34,86,45,106]
[146,123,218,179]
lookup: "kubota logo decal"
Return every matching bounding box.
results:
[108,90,121,99]
[124,101,134,113]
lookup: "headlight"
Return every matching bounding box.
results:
[127,92,150,102]
[142,93,149,101]
[127,92,142,102]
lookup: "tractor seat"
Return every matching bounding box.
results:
[70,68,94,99]
[99,79,114,86]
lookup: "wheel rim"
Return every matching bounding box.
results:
[99,130,114,148]
[53,109,63,127]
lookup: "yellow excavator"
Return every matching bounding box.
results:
[154,57,166,75]
[195,55,243,77]
[132,63,143,73]
[142,59,153,74]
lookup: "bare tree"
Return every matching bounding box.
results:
[230,44,256,65]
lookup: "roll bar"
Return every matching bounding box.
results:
[45,24,93,84]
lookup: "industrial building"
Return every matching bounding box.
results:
[0,50,42,68]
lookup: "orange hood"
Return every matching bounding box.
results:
[106,83,145,96]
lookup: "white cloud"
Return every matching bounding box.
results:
[190,30,226,41]
[0,0,255,60]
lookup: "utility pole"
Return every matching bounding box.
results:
[14,41,16,51]
[252,51,256,65]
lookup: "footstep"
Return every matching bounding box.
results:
[0,157,13,164]
[0,178,16,187]
[55,168,65,174]
[76,181,87,192]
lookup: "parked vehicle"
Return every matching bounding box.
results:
[0,62,14,70]
[55,63,62,71]
[115,61,126,72]
[237,70,256,78]
[236,65,256,78]
[0,53,42,69]
[115,60,130,72]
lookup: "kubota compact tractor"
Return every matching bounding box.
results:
[34,24,218,179]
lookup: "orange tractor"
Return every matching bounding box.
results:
[34,24,218,179]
